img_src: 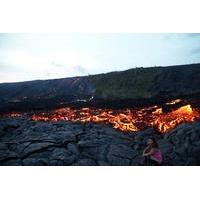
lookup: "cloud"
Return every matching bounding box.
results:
[161,33,200,57]
[190,47,200,55]
[162,33,200,42]
[184,33,200,38]
[73,65,87,74]
[0,61,11,70]
[51,61,87,75]
[1,33,200,83]
[51,61,66,68]
[0,60,20,73]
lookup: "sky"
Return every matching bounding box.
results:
[0,33,200,83]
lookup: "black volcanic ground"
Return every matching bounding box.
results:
[0,117,200,166]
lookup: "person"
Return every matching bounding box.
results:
[142,137,163,166]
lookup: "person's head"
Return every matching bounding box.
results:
[147,137,158,148]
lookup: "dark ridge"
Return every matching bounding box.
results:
[1,63,200,113]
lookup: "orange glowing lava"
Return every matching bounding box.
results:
[29,101,200,134]
[151,105,197,133]
[6,112,22,117]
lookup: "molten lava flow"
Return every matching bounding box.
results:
[4,98,200,134]
[151,105,197,133]
[29,101,200,134]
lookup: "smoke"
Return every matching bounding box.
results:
[50,61,87,77]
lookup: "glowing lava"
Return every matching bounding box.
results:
[5,98,200,134]
[30,102,200,134]
[151,105,197,133]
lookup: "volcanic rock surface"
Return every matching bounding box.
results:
[0,117,200,166]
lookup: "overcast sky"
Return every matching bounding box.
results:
[0,33,200,83]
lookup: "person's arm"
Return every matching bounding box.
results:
[143,148,155,157]
[142,147,150,156]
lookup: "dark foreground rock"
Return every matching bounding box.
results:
[0,117,200,166]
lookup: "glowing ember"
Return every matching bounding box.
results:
[30,102,200,134]
[166,99,181,105]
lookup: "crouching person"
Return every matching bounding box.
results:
[142,137,163,166]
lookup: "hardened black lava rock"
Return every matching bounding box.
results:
[0,117,200,166]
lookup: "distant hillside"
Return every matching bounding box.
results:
[1,63,200,112]
[0,77,95,112]
[0,76,95,102]
[90,63,200,99]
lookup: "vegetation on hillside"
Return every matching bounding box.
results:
[90,67,160,99]
[90,63,200,100]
